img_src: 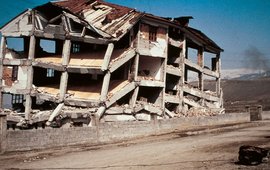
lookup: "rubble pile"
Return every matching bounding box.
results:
[238,145,270,165]
[182,107,225,117]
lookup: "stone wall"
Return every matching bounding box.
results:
[0,112,250,153]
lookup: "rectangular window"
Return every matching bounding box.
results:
[12,94,24,104]
[46,68,55,77]
[149,26,157,42]
[28,14,32,25]
[72,43,80,53]
[12,66,18,81]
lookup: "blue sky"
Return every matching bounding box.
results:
[1,0,270,70]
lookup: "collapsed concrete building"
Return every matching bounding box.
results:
[0,0,223,128]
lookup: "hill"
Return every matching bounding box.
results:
[204,78,270,112]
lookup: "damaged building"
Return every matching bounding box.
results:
[0,0,223,128]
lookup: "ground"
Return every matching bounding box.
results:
[1,121,270,170]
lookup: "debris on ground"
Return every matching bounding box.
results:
[238,145,269,165]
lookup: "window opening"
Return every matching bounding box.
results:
[46,68,55,77]
[72,43,80,53]
[12,66,18,81]
[28,14,32,25]
[12,94,24,104]
[40,39,56,53]
[149,25,157,42]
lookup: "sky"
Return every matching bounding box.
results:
[1,0,270,71]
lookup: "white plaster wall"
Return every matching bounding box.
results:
[15,66,28,88]
[13,66,28,89]
[1,11,32,34]
[139,56,162,80]
[149,38,167,57]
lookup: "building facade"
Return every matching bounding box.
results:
[0,0,223,128]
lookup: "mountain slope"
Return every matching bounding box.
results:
[204,78,270,112]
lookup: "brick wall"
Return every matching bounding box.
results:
[1,112,250,152]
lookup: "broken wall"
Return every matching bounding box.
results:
[137,23,167,57]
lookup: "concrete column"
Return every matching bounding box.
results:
[59,40,71,101]
[184,44,188,82]
[59,72,68,101]
[61,40,71,66]
[25,35,36,120]
[0,113,7,154]
[177,36,186,113]
[215,53,221,95]
[100,71,111,102]
[101,43,114,71]
[197,47,204,91]
[159,29,169,115]
[0,36,6,109]
[133,54,139,81]
[129,86,139,107]
[0,36,6,58]
[28,36,36,60]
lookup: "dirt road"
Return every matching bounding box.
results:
[1,121,270,169]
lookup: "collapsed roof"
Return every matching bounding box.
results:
[34,0,142,39]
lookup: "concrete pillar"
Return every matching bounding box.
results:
[133,54,139,81]
[59,40,71,101]
[0,113,7,154]
[177,36,186,113]
[100,71,111,102]
[197,47,204,91]
[25,35,36,120]
[215,53,221,95]
[0,36,6,109]
[59,72,69,101]
[28,36,36,60]
[197,47,204,106]
[101,43,114,71]
[0,36,6,58]
[129,86,139,107]
[61,39,71,66]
